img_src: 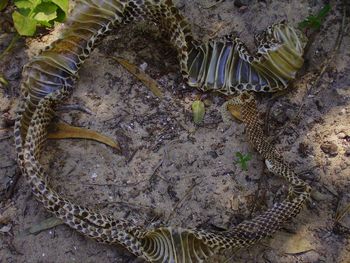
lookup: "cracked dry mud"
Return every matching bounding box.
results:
[0,0,349,262]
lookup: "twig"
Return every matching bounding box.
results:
[57,104,94,115]
[148,159,165,185]
[5,167,21,199]
[335,203,350,222]
[0,134,12,141]
[80,180,148,188]
[322,184,339,197]
[0,161,16,169]
[0,33,20,61]
[127,147,139,164]
[165,178,201,224]
[103,200,156,211]
[202,0,225,9]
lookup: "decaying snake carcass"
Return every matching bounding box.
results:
[15,0,310,262]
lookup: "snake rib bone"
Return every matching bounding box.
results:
[14,0,311,262]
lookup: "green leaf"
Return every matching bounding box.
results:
[235,152,252,171]
[298,4,331,30]
[14,0,41,9]
[51,0,68,16]
[55,6,66,22]
[0,0,9,11]
[317,4,331,19]
[12,11,37,36]
[33,2,57,23]
[191,100,205,124]
[236,152,243,159]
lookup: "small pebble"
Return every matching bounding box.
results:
[340,162,347,170]
[129,187,140,198]
[337,132,347,139]
[320,142,338,157]
[339,109,346,115]
[139,62,148,71]
[345,147,350,157]
[272,109,288,124]
[208,151,218,159]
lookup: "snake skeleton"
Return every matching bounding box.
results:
[14,0,311,262]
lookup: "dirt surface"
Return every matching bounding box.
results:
[1,0,350,262]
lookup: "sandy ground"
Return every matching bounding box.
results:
[0,0,349,262]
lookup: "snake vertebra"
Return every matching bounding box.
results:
[14,0,310,262]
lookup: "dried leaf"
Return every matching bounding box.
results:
[0,205,17,224]
[28,217,63,235]
[0,225,12,233]
[109,56,163,98]
[227,103,243,121]
[48,122,120,150]
[202,0,224,9]
[335,194,350,223]
[269,231,314,254]
[0,75,9,87]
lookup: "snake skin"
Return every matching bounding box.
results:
[14,0,310,262]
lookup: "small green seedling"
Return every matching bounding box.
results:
[235,152,252,171]
[12,0,69,36]
[298,4,331,30]
[191,100,205,125]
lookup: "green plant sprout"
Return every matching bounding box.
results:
[12,0,69,36]
[235,152,252,171]
[298,4,331,30]
[191,100,205,125]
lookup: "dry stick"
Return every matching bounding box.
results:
[148,159,167,184]
[202,0,225,9]
[0,161,16,169]
[103,200,156,211]
[274,2,348,139]
[81,180,148,188]
[0,33,20,61]
[165,178,201,224]
[127,147,139,164]
[0,134,12,141]
[57,104,94,115]
[5,167,21,199]
[335,204,350,222]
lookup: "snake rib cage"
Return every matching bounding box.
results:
[14,0,311,262]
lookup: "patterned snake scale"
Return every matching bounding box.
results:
[14,0,311,262]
